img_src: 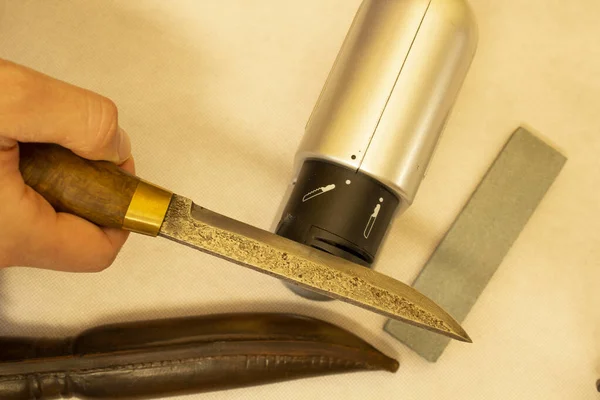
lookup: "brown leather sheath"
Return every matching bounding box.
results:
[0,313,398,399]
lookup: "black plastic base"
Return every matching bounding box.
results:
[276,160,400,300]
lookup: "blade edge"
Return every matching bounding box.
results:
[159,195,470,342]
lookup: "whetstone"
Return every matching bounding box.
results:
[384,127,567,361]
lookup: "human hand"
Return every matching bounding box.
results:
[0,59,134,271]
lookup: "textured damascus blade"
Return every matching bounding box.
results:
[159,195,471,343]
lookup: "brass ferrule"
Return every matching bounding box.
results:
[123,180,173,236]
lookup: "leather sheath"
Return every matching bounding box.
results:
[0,313,398,399]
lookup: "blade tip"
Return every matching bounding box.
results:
[455,329,472,343]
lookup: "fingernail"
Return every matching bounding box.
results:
[116,127,132,163]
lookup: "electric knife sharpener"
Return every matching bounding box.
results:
[275,0,478,300]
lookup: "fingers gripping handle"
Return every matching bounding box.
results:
[18,143,172,236]
[18,143,138,228]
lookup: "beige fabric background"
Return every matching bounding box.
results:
[1,1,599,399]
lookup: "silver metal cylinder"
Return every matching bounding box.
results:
[295,0,478,209]
[277,0,478,300]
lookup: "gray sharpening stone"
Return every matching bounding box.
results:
[384,127,567,362]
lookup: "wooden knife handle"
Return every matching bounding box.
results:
[18,143,173,236]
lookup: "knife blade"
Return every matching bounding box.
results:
[18,143,471,343]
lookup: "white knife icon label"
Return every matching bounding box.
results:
[364,204,381,239]
[302,184,336,202]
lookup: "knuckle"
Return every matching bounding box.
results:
[99,96,118,122]
[87,95,119,155]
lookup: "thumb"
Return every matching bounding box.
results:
[0,59,131,163]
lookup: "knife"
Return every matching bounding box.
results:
[18,143,471,343]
